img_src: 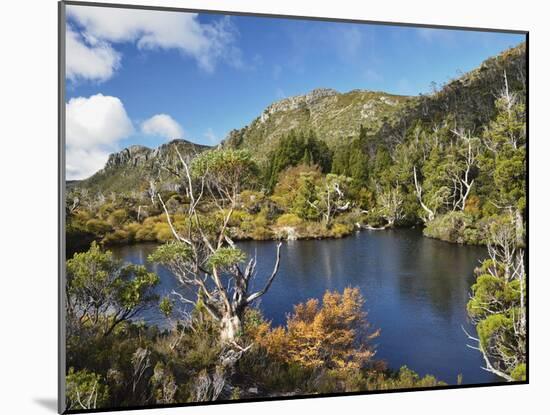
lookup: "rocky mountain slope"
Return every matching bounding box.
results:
[373,42,527,144]
[222,88,412,160]
[72,42,526,195]
[75,139,211,194]
[224,42,526,160]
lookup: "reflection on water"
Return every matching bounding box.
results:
[109,228,500,385]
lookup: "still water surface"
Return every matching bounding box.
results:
[110,228,499,385]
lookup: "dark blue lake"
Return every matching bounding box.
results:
[109,228,500,386]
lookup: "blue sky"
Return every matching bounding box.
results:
[64,4,525,179]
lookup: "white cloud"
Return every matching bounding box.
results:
[66,27,121,82]
[66,147,116,182]
[66,5,240,80]
[66,94,134,179]
[141,114,183,139]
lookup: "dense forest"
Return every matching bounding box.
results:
[64,43,527,410]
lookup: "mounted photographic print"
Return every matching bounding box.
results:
[59,1,528,413]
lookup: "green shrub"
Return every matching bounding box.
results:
[154,222,173,242]
[108,209,129,227]
[238,190,266,213]
[102,229,129,244]
[124,222,142,242]
[366,366,445,390]
[135,225,156,241]
[511,363,526,381]
[276,213,303,227]
[66,368,109,410]
[329,223,354,238]
[250,227,273,240]
[97,202,116,220]
[423,211,478,244]
[85,219,113,236]
[159,297,174,318]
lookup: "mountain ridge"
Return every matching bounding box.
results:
[72,42,526,194]
[221,88,412,159]
[223,42,526,160]
[75,138,211,194]
[103,139,210,170]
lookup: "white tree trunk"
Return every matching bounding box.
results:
[413,166,435,222]
[220,314,242,344]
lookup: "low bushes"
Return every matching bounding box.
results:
[423,211,513,245]
[423,212,477,244]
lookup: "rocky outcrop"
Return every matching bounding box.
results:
[78,139,211,194]
[259,88,339,123]
[104,139,210,170]
[106,145,152,168]
[223,87,411,159]
[222,42,526,162]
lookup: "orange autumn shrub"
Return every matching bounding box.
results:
[255,287,379,370]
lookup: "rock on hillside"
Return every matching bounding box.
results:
[222,88,412,161]
[75,139,211,194]
[223,42,526,162]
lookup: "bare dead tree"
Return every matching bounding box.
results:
[96,192,106,205]
[306,174,350,228]
[67,196,80,215]
[413,166,435,222]
[464,217,526,381]
[157,377,177,405]
[482,124,499,155]
[484,71,523,154]
[151,148,282,344]
[501,70,524,150]
[449,129,479,211]
[151,364,177,404]
[377,186,405,228]
[485,218,521,283]
[74,188,95,212]
[78,385,97,409]
[147,180,157,205]
[502,72,518,119]
[193,367,226,402]
[131,348,152,396]
[69,378,101,410]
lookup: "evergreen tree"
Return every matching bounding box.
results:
[292,173,321,221]
[266,130,332,191]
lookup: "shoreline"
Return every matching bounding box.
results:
[67,223,493,259]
